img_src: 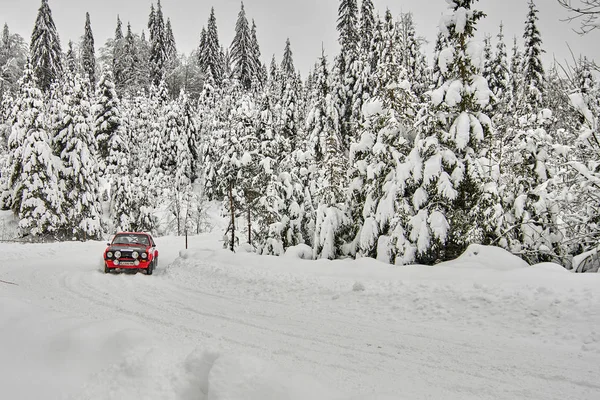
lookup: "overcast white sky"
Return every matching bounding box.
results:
[1,0,598,74]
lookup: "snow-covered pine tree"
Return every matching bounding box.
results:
[118,22,139,96]
[217,90,255,250]
[197,26,207,71]
[114,16,123,42]
[179,90,199,184]
[1,61,47,212]
[374,9,401,95]
[334,0,360,149]
[200,8,224,85]
[65,41,77,74]
[0,24,28,96]
[149,0,167,86]
[431,31,449,89]
[30,0,63,92]
[15,111,62,239]
[351,68,418,262]
[250,20,266,88]
[306,49,350,259]
[230,3,255,91]
[563,56,600,251]
[486,24,510,176]
[54,73,103,240]
[81,12,96,86]
[359,0,375,52]
[277,39,301,149]
[488,24,510,115]
[397,12,428,99]
[252,89,286,254]
[404,0,496,264]
[521,0,545,114]
[482,35,493,88]
[165,18,177,62]
[93,71,125,178]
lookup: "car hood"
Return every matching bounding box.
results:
[107,244,148,252]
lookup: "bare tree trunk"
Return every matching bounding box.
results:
[229,181,235,252]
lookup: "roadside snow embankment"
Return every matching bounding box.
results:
[169,244,600,352]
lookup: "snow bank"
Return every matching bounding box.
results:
[438,244,530,270]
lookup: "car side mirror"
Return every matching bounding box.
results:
[106,242,111,246]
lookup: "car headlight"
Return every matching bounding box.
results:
[114,251,121,259]
[141,252,148,259]
[132,251,139,259]
[106,251,113,258]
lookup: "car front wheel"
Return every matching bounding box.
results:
[147,260,154,275]
[104,263,110,274]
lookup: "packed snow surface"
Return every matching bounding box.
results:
[1,233,600,399]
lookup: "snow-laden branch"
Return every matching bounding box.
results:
[558,0,600,34]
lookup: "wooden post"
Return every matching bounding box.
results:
[185,229,188,250]
[247,206,251,245]
[229,181,235,252]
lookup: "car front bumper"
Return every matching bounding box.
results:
[105,259,151,270]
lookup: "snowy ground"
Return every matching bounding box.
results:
[1,224,600,399]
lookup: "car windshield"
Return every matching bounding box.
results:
[112,234,149,246]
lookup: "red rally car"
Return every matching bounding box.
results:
[104,232,159,275]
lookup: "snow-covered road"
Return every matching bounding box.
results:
[1,235,599,399]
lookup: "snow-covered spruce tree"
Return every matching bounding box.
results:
[112,16,125,91]
[81,12,96,86]
[200,79,241,201]
[306,50,350,260]
[107,120,134,232]
[431,30,449,89]
[1,61,47,213]
[30,0,63,92]
[54,73,103,240]
[563,57,600,251]
[277,39,301,149]
[252,90,287,254]
[334,0,360,149]
[508,36,523,116]
[0,24,28,96]
[397,12,428,99]
[521,0,545,114]
[482,35,493,87]
[494,1,563,263]
[165,18,177,62]
[486,24,511,176]
[144,80,170,192]
[404,0,496,264]
[217,92,256,250]
[119,22,140,96]
[350,69,419,262]
[149,0,167,86]
[166,92,198,237]
[178,91,199,184]
[374,9,401,95]
[313,120,350,260]
[359,0,375,52]
[65,41,77,74]
[15,111,62,240]
[199,7,225,85]
[230,2,255,91]
[93,71,124,176]
[488,25,509,109]
[250,20,266,88]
